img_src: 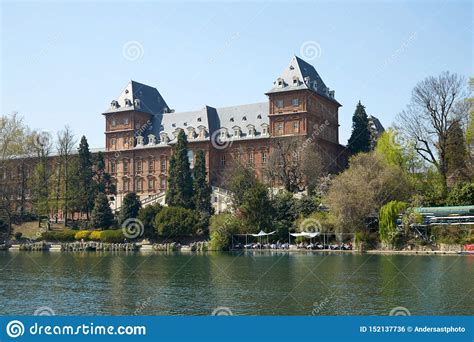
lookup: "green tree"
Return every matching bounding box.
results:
[240,182,273,232]
[228,163,257,207]
[347,101,371,154]
[271,191,297,240]
[138,203,163,238]
[91,193,114,229]
[119,192,142,224]
[77,136,95,219]
[446,182,474,206]
[154,206,197,237]
[193,150,212,214]
[378,201,407,243]
[94,151,116,196]
[325,152,411,233]
[445,120,468,180]
[166,130,193,209]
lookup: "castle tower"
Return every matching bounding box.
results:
[265,56,341,143]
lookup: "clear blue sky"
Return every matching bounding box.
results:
[1,0,472,148]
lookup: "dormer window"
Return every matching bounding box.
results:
[148,134,156,145]
[242,116,247,121]
[136,136,144,146]
[230,117,234,122]
[110,100,120,109]
[187,127,196,140]
[261,124,269,136]
[134,99,141,108]
[124,98,132,107]
[198,127,206,139]
[233,127,241,137]
[257,114,262,119]
[220,129,227,138]
[197,117,202,122]
[292,77,299,86]
[247,125,255,137]
[160,133,169,144]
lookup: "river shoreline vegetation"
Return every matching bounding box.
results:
[1,74,473,253]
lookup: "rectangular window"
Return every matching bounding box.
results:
[293,121,300,133]
[148,179,154,191]
[136,160,142,173]
[220,155,226,167]
[292,98,299,106]
[123,180,129,192]
[110,161,116,174]
[277,122,284,134]
[262,152,267,163]
[160,159,166,172]
[276,99,284,108]
[111,119,117,126]
[123,161,129,173]
[148,160,154,173]
[111,138,116,147]
[124,118,129,125]
[137,179,142,191]
[160,178,166,190]
[248,152,254,164]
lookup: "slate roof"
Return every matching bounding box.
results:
[136,103,270,144]
[266,55,340,105]
[105,56,337,148]
[103,80,169,115]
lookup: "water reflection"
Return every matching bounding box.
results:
[0,251,472,316]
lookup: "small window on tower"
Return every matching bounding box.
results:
[124,118,129,125]
[293,121,300,133]
[276,100,284,108]
[292,98,299,107]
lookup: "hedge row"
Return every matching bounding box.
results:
[41,230,125,243]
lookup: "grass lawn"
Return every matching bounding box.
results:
[11,221,66,239]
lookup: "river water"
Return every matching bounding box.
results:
[0,251,472,315]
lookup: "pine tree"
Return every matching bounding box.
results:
[91,193,114,229]
[77,136,94,219]
[193,150,212,215]
[119,192,141,224]
[347,101,371,154]
[165,130,193,209]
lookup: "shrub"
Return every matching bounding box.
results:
[74,230,92,241]
[431,225,470,245]
[14,232,22,240]
[154,206,197,237]
[138,203,163,238]
[99,230,125,243]
[89,231,102,241]
[41,230,77,242]
[209,214,241,251]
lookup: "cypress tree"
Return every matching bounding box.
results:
[166,130,193,209]
[348,101,371,154]
[77,136,94,219]
[193,150,212,215]
[445,120,467,178]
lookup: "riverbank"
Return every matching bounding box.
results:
[1,241,469,255]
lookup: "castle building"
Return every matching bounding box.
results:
[102,56,346,209]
